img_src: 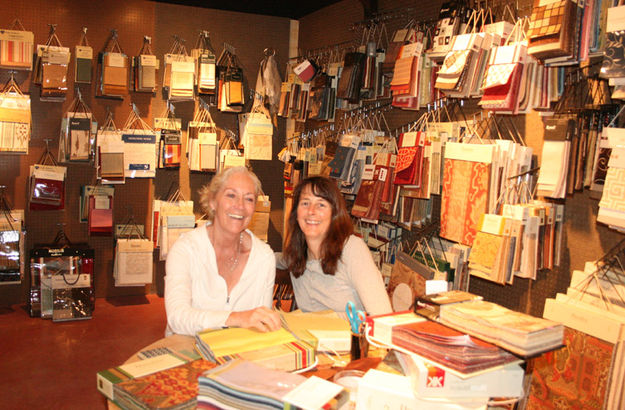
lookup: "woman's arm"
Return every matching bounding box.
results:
[226,249,279,330]
[164,239,230,336]
[345,236,393,316]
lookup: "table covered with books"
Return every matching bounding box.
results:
[99,296,566,410]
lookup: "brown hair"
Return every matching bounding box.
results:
[284,176,353,277]
[198,166,262,221]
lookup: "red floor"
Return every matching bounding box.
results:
[0,294,166,410]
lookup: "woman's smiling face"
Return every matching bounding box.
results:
[296,185,332,244]
[211,172,256,235]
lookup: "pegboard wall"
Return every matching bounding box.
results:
[0,0,291,305]
[298,0,624,318]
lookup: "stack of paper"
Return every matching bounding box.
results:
[195,327,315,372]
[439,300,564,356]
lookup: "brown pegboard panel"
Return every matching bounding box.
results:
[0,0,157,305]
[152,2,291,258]
[0,0,291,305]
[298,0,364,52]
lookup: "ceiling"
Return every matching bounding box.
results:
[152,0,346,19]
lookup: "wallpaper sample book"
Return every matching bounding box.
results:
[391,318,519,376]
[113,359,217,410]
[439,300,564,356]
[195,327,315,372]
[198,359,345,410]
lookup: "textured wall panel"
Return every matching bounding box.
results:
[0,0,290,304]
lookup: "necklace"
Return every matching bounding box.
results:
[208,226,243,274]
[226,233,243,273]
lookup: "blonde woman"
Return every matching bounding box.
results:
[165,167,280,336]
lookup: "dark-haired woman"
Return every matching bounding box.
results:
[278,176,392,316]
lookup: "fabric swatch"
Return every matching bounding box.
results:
[527,327,613,409]
[440,158,490,246]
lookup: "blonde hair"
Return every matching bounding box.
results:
[198,166,262,221]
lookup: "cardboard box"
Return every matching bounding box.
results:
[368,312,424,345]
[400,352,524,398]
[356,369,488,410]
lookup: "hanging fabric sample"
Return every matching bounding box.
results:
[120,105,158,178]
[192,31,217,95]
[440,142,494,246]
[28,146,67,211]
[58,91,96,163]
[426,2,465,62]
[536,140,571,198]
[158,193,194,261]
[351,164,389,223]
[217,44,245,112]
[35,26,70,102]
[527,0,578,61]
[87,185,114,236]
[74,27,92,84]
[187,100,218,172]
[114,237,153,286]
[99,30,128,98]
[241,105,273,161]
[96,112,125,184]
[598,147,625,230]
[394,131,425,186]
[154,104,182,169]
[133,36,158,93]
[0,74,30,153]
[337,52,366,103]
[0,19,34,71]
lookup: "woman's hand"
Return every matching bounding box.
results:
[226,307,281,332]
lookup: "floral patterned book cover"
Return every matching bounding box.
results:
[113,359,216,410]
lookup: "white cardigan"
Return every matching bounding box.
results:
[164,223,275,336]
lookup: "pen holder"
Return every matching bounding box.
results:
[350,332,369,361]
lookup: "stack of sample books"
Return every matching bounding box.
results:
[415,290,483,320]
[195,327,315,372]
[97,349,201,404]
[439,300,564,356]
[198,360,345,410]
[113,359,216,410]
[391,318,520,376]
[279,309,352,353]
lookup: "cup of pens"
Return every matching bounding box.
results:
[346,302,369,361]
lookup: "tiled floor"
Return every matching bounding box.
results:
[0,294,166,410]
